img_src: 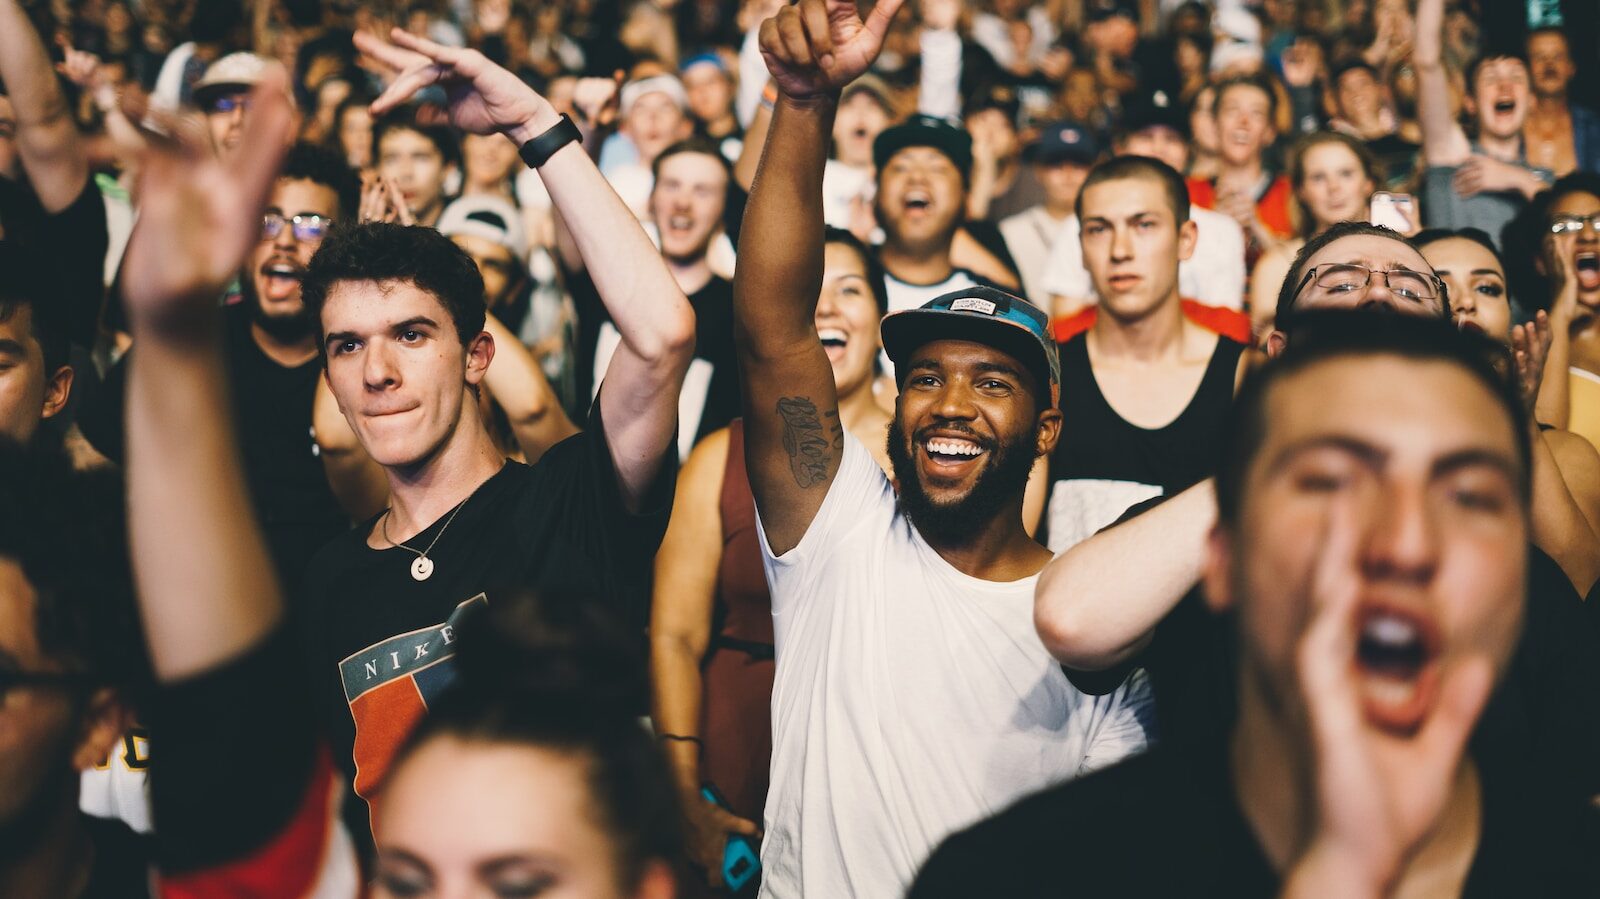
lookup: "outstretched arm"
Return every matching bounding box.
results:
[0,0,88,212]
[735,0,905,555]
[361,29,694,509]
[1414,0,1469,166]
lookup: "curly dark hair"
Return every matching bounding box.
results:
[0,440,148,703]
[301,222,487,362]
[280,142,361,222]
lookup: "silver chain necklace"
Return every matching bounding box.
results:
[382,496,470,582]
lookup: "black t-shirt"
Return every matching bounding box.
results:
[572,274,741,453]
[299,401,674,829]
[79,304,349,586]
[81,813,152,899]
[0,175,109,350]
[909,722,1596,898]
[1365,132,1423,191]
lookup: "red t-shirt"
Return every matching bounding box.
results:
[1051,300,1253,346]
[1187,175,1296,241]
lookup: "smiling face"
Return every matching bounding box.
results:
[461,133,520,193]
[1079,176,1197,322]
[1208,354,1526,742]
[375,737,659,899]
[1419,237,1512,343]
[1469,57,1531,142]
[1215,83,1275,169]
[320,279,492,471]
[834,92,892,168]
[1297,141,1375,231]
[249,177,339,335]
[378,128,451,223]
[1548,190,1600,310]
[876,146,965,255]
[888,339,1060,543]
[203,88,252,157]
[1335,67,1384,125]
[817,242,883,400]
[648,151,727,265]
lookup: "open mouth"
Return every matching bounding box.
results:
[1492,98,1516,115]
[920,433,990,476]
[1457,318,1485,335]
[1577,252,1600,290]
[1353,604,1442,735]
[903,190,933,214]
[819,327,849,361]
[259,259,305,302]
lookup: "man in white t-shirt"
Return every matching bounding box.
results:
[733,3,1152,896]
[1041,92,1247,315]
[999,121,1099,301]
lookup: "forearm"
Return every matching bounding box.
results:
[1531,428,1600,595]
[1414,0,1459,163]
[127,320,282,682]
[650,637,708,792]
[313,377,389,519]
[0,0,87,211]
[1280,844,1388,899]
[733,87,774,192]
[1034,479,1216,669]
[482,312,578,462]
[1537,308,1573,428]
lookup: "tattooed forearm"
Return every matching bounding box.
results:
[777,396,839,488]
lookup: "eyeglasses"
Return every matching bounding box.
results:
[205,94,252,115]
[1293,263,1444,304]
[262,212,333,242]
[1549,213,1600,234]
[0,668,92,700]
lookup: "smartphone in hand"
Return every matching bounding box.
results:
[1369,191,1419,236]
[702,784,761,892]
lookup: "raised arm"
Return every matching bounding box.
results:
[736,0,904,555]
[1034,478,1217,670]
[361,28,694,509]
[1414,0,1469,166]
[0,0,88,212]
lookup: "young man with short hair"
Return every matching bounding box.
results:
[1041,93,1248,318]
[1042,156,1247,551]
[914,314,1597,896]
[0,246,72,443]
[1415,0,1552,247]
[998,120,1096,301]
[1186,74,1294,251]
[311,28,695,834]
[373,107,459,227]
[1522,27,1600,177]
[737,3,1149,895]
[1329,60,1421,192]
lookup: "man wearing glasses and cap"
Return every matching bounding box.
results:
[193,52,297,159]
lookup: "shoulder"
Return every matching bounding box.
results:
[1544,428,1600,477]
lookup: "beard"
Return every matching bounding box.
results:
[886,416,1039,546]
[242,273,316,344]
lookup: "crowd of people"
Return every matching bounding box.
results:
[0,0,1596,896]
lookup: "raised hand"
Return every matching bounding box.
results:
[758,0,905,102]
[571,72,624,132]
[116,67,295,331]
[357,27,557,144]
[1288,501,1492,895]
[1509,311,1553,413]
[358,171,418,225]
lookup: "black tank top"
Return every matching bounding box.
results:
[1042,333,1244,551]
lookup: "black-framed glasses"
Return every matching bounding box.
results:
[1293,263,1443,304]
[1549,213,1600,235]
[262,212,332,242]
[0,668,93,699]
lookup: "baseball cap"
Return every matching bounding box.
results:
[620,74,688,117]
[1120,89,1188,137]
[880,286,1061,407]
[680,51,730,78]
[193,52,271,106]
[963,83,1020,121]
[1086,0,1137,23]
[873,114,974,181]
[1024,121,1100,166]
[437,195,529,267]
[841,74,897,116]
[1213,8,1263,45]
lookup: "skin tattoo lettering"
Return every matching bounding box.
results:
[776,396,838,487]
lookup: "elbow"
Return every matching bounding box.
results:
[1034,566,1124,670]
[648,302,698,365]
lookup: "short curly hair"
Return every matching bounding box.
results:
[301,222,487,362]
[280,142,361,221]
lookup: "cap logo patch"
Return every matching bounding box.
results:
[951,298,998,315]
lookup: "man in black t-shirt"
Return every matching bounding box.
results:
[0,244,74,444]
[305,30,693,835]
[575,138,741,459]
[0,441,151,899]
[80,143,361,587]
[913,316,1597,897]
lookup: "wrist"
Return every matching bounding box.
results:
[1284,841,1393,899]
[505,102,564,146]
[777,90,840,114]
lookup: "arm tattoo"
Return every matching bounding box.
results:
[776,396,839,488]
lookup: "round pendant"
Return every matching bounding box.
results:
[410,556,435,582]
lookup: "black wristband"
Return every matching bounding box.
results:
[518,114,582,169]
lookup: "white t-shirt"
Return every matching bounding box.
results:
[999,205,1069,304]
[822,159,875,233]
[917,29,964,120]
[757,436,1154,899]
[880,268,982,375]
[1040,206,1248,310]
